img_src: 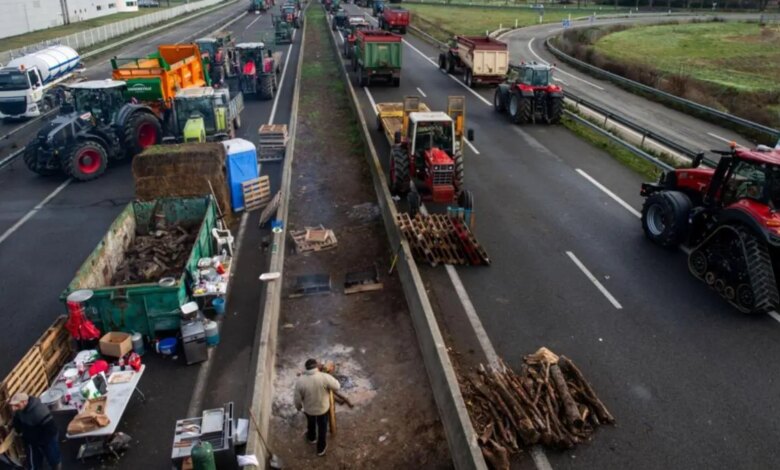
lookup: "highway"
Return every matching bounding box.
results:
[501,14,770,152]
[338,4,780,469]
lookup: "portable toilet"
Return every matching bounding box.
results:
[222,138,259,211]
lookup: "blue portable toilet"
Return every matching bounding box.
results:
[222,138,259,211]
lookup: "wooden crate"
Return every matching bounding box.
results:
[242,176,272,212]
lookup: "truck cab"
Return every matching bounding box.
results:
[0,66,46,118]
[172,87,242,142]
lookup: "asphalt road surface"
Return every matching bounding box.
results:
[340,4,780,469]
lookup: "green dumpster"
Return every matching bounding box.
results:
[61,196,219,337]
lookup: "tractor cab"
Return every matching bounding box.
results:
[332,9,349,30]
[373,0,385,17]
[346,16,369,38]
[495,62,563,124]
[172,87,234,142]
[67,80,127,125]
[273,15,294,44]
[508,62,556,89]
[235,43,268,76]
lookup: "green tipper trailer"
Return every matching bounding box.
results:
[352,29,402,88]
[60,196,219,337]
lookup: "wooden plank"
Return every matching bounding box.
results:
[344,282,384,295]
[243,176,272,212]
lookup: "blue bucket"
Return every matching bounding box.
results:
[212,297,226,316]
[159,337,178,355]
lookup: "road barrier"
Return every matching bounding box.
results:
[0,0,230,64]
[545,37,780,144]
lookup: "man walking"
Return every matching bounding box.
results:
[294,358,341,456]
[7,392,61,469]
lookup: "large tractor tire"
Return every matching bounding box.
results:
[23,142,59,176]
[547,96,563,124]
[259,74,275,100]
[464,69,473,88]
[356,65,367,87]
[392,77,400,87]
[453,151,464,194]
[123,112,162,159]
[390,145,411,195]
[641,191,691,247]
[458,189,474,211]
[493,89,505,113]
[407,191,421,218]
[438,53,447,71]
[66,141,108,182]
[508,92,526,124]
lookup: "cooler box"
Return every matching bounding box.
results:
[223,139,259,211]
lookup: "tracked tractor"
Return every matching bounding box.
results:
[168,87,244,143]
[493,62,563,125]
[640,143,780,314]
[195,33,237,87]
[236,43,282,100]
[24,80,162,181]
[376,96,475,216]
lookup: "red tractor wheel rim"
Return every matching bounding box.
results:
[77,149,102,174]
[138,122,158,148]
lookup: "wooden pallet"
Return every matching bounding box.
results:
[290,226,338,253]
[242,176,272,212]
[258,124,288,161]
[396,213,489,266]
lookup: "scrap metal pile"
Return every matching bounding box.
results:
[111,225,198,286]
[466,348,614,469]
[396,213,490,266]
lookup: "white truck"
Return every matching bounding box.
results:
[0,45,83,120]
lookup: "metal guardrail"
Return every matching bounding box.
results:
[545,37,780,143]
[564,91,703,160]
[0,0,227,64]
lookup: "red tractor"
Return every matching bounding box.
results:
[235,42,282,100]
[640,142,780,314]
[493,62,563,125]
[376,96,475,215]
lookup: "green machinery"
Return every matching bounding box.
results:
[248,0,267,13]
[194,32,237,86]
[169,87,244,143]
[273,15,294,45]
[61,196,219,337]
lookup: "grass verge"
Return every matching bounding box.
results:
[562,114,662,181]
[2,1,201,52]
[406,4,625,42]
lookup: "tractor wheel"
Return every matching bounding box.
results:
[493,88,505,113]
[453,151,464,194]
[390,145,410,196]
[376,114,383,132]
[458,189,474,211]
[123,112,162,159]
[332,19,337,31]
[464,69,473,88]
[259,74,274,100]
[392,77,400,87]
[438,53,447,71]
[357,65,366,87]
[546,96,563,124]
[23,142,59,176]
[446,56,455,74]
[520,95,533,123]
[400,27,407,35]
[234,112,242,130]
[508,92,524,124]
[66,141,108,182]
[351,55,357,72]
[641,191,692,248]
[407,191,421,218]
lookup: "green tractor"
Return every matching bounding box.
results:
[332,9,348,31]
[195,32,237,87]
[248,0,267,13]
[24,80,162,181]
[168,87,244,143]
[280,3,303,28]
[273,15,294,45]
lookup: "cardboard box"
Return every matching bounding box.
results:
[99,332,132,358]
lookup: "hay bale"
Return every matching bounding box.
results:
[133,143,233,223]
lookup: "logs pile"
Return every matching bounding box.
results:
[111,225,198,286]
[465,348,614,469]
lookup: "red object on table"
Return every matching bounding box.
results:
[89,360,109,377]
[127,353,142,372]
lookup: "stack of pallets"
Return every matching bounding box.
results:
[290,225,338,253]
[396,213,490,267]
[257,124,288,162]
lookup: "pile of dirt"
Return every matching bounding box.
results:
[132,143,233,222]
[111,224,198,286]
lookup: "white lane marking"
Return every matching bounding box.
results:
[245,14,262,30]
[553,77,568,86]
[0,179,71,246]
[465,140,480,155]
[768,311,780,324]
[416,87,427,98]
[268,29,297,124]
[528,38,605,91]
[445,265,499,368]
[576,168,641,218]
[566,251,623,309]
[531,446,554,470]
[707,132,746,148]
[363,13,492,107]
[176,11,248,45]
[364,88,378,115]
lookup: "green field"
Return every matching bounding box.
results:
[1,1,191,52]
[593,22,780,92]
[406,4,625,42]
